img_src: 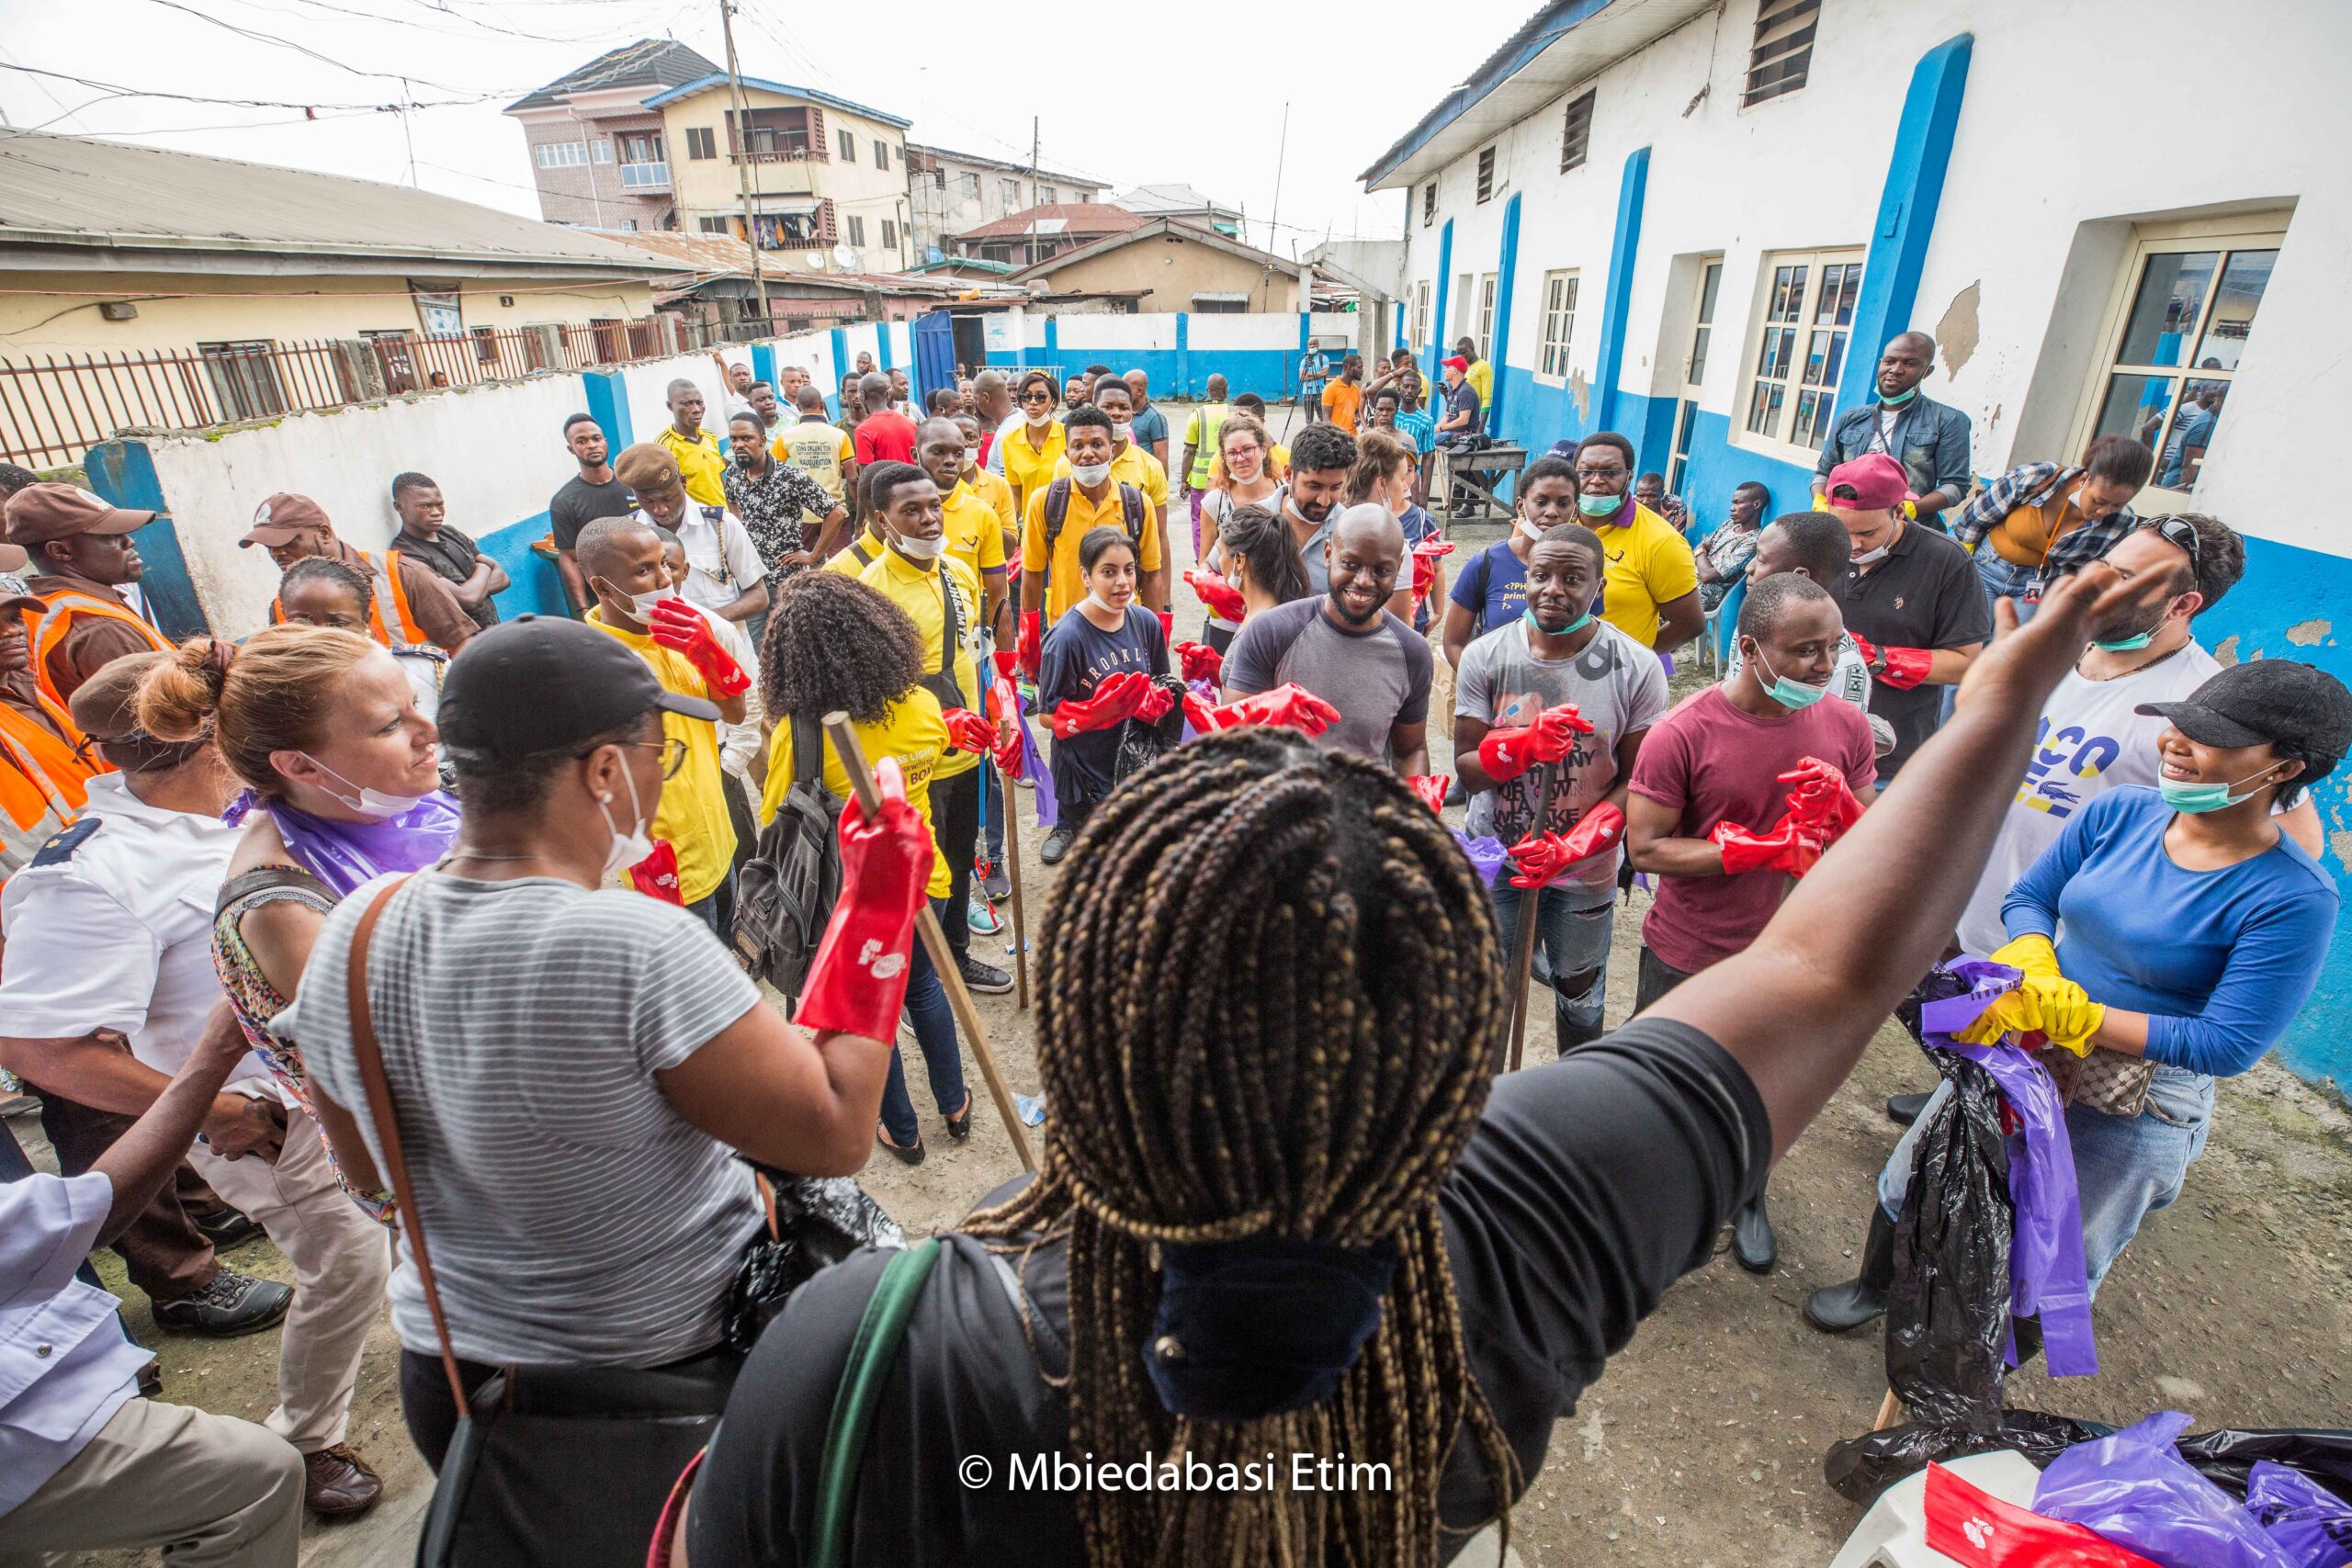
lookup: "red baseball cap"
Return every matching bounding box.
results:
[1824,455,1911,512]
[1441,355,1470,371]
[240,492,332,548]
[4,482,156,547]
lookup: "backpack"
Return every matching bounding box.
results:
[917,562,967,714]
[732,713,843,998]
[1038,477,1146,604]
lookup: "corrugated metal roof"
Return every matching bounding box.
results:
[0,132,674,276]
[957,203,1143,243]
[1110,183,1238,217]
[505,39,718,113]
[640,73,910,130]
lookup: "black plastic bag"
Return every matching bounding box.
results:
[721,1171,905,1351]
[2174,1427,2352,1503]
[1113,676,1190,785]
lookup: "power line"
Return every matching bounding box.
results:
[0,60,479,112]
[131,0,516,96]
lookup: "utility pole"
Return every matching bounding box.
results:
[399,78,419,188]
[1262,102,1290,311]
[1028,116,1040,268]
[718,0,770,327]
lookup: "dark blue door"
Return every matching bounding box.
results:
[913,311,956,412]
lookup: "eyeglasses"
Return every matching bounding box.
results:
[1021,389,1054,404]
[2142,515,2202,576]
[628,737,690,779]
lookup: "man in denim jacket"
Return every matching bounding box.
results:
[1812,332,1973,528]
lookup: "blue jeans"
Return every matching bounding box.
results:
[980,761,1005,868]
[877,897,967,1145]
[1974,552,2043,624]
[1877,1065,2209,1295]
[1489,882,1612,1055]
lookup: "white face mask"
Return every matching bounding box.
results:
[1852,541,1890,567]
[1112,421,1134,444]
[892,530,945,562]
[1023,407,1052,428]
[1081,590,1122,615]
[597,763,655,880]
[1071,461,1113,487]
[300,752,428,818]
[1516,514,1548,544]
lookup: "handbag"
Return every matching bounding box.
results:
[2038,1043,2155,1119]
[344,876,742,1568]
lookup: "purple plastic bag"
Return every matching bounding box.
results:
[2245,1461,2352,1568]
[2037,1412,2301,1568]
[1452,829,1508,887]
[1011,686,1057,829]
[224,788,459,898]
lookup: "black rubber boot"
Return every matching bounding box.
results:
[1803,1205,1896,1333]
[1885,1091,1931,1127]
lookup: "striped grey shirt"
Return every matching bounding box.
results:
[286,872,764,1367]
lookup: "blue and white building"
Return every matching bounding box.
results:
[1364,0,2352,1088]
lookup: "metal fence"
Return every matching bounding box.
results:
[0,317,685,470]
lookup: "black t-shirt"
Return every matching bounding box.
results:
[1839,522,1991,774]
[685,1018,1768,1567]
[548,473,635,551]
[390,525,497,629]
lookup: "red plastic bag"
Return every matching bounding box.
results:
[1926,1463,2164,1567]
[628,840,684,905]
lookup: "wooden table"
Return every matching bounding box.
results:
[1437,442,1528,523]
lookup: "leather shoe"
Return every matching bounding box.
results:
[303,1443,383,1517]
[152,1268,292,1337]
[1729,1195,1777,1274]
[1885,1091,1931,1127]
[191,1205,265,1252]
[958,956,1013,995]
[1039,825,1075,865]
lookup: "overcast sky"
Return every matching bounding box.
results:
[0,0,1533,255]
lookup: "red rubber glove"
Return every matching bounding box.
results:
[1504,802,1626,888]
[992,706,1026,778]
[1505,831,1574,889]
[992,648,1018,685]
[792,758,932,1042]
[1849,632,1931,690]
[1557,799,1625,862]
[1410,537,1456,600]
[1174,640,1223,684]
[1475,703,1594,783]
[942,707,993,755]
[1183,569,1248,623]
[626,840,683,905]
[1051,671,1149,738]
[1779,756,1866,837]
[1134,678,1175,724]
[1017,610,1042,680]
[1404,775,1450,814]
[1710,818,1823,876]
[1197,683,1341,738]
[647,597,750,698]
[1156,609,1175,643]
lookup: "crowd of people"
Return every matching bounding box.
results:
[0,328,2342,1567]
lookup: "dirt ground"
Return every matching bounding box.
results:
[27,400,2352,1566]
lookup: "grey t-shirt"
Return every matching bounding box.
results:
[1454,618,1671,896]
[285,872,765,1367]
[1225,595,1431,764]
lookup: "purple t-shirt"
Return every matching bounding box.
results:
[1629,683,1877,974]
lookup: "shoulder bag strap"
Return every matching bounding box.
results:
[935,565,961,682]
[807,1239,943,1568]
[344,874,471,1416]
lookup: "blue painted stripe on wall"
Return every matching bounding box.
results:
[1837,34,1975,421]
[1429,220,1454,384]
[1591,147,1651,434]
[981,347,1298,402]
[479,509,567,619]
[83,439,208,637]
[1488,193,1524,433]
[582,370,631,452]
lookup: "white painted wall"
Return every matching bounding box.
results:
[1399,0,2352,560]
[1056,314,1181,352]
[1188,313,1301,352]
[147,374,589,634]
[615,352,735,460]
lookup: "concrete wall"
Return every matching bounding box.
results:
[1393,0,2352,1089]
[1038,235,1302,314]
[0,272,660,356]
[976,309,1340,400]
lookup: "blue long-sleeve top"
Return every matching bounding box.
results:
[2002,786,2338,1077]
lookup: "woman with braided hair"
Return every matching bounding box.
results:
[673,555,2181,1568]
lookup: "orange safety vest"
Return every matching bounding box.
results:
[271,547,431,649]
[0,696,104,832]
[28,584,173,712]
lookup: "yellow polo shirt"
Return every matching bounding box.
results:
[1052,443,1170,516]
[1593,501,1700,648]
[585,608,736,905]
[966,467,1018,538]
[859,547,986,780]
[1466,358,1494,411]
[939,481,1009,585]
[1020,478,1165,625]
[824,527,888,577]
[657,425,729,507]
[760,688,952,898]
[997,420,1065,521]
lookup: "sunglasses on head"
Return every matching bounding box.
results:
[2142,515,2201,575]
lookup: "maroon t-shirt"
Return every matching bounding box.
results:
[853,411,918,466]
[1629,683,1877,974]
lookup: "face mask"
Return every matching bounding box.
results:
[1879,385,1918,408]
[597,763,655,879]
[1577,492,1623,519]
[1524,606,1592,637]
[300,753,428,818]
[1112,422,1134,443]
[891,530,944,562]
[2158,761,2286,814]
[2091,612,2169,653]
[1082,590,1125,615]
[1515,514,1549,543]
[1851,538,1891,567]
[1071,461,1113,488]
[1023,408,1052,428]
[1752,648,1829,710]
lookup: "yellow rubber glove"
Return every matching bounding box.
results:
[1811,492,1832,512]
[2033,978,2107,1057]
[1953,987,2039,1045]
[1988,933,2062,988]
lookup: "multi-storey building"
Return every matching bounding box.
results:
[906,144,1102,261]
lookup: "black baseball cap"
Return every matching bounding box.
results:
[2137,660,2352,759]
[437,614,718,761]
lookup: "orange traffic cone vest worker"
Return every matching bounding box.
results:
[3,482,174,716]
[250,491,473,654]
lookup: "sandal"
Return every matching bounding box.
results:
[876,1122,925,1166]
[944,1091,974,1143]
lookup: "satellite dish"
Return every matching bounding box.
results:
[832,243,858,269]
[802,251,826,269]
